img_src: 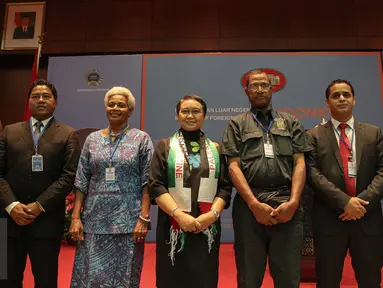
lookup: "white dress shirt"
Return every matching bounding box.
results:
[5,116,53,214]
[31,116,53,133]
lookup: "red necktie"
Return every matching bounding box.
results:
[338,123,355,196]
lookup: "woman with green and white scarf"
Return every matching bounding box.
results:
[149,94,232,288]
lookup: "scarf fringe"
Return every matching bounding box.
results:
[202,224,218,254]
[167,224,217,265]
[167,226,185,266]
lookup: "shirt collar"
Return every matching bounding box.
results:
[251,104,274,118]
[31,116,53,128]
[331,116,354,130]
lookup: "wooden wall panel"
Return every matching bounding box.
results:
[287,0,356,38]
[219,0,289,38]
[2,0,383,125]
[86,1,152,40]
[0,2,4,41]
[356,0,383,37]
[152,0,219,39]
[289,37,358,51]
[85,39,151,53]
[151,38,220,52]
[219,38,291,51]
[1,0,383,54]
[44,2,87,41]
[0,55,48,126]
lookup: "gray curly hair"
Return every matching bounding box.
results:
[104,87,136,109]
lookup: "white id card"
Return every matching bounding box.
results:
[348,161,356,177]
[264,143,274,158]
[32,155,43,172]
[105,167,116,183]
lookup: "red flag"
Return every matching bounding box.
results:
[23,41,42,121]
[14,12,21,26]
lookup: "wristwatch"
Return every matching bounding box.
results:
[210,209,220,220]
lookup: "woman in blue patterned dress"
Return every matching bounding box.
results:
[68,87,154,288]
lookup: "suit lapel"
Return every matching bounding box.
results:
[323,121,344,171]
[38,118,60,150]
[354,121,364,173]
[21,121,35,151]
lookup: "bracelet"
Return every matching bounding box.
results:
[36,201,45,212]
[210,209,220,219]
[139,215,151,223]
[170,207,178,217]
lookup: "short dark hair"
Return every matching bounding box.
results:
[245,69,270,87]
[28,79,58,100]
[176,94,207,115]
[325,79,354,99]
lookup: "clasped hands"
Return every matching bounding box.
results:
[249,200,299,226]
[10,202,42,226]
[339,197,369,221]
[173,210,217,233]
[69,217,150,243]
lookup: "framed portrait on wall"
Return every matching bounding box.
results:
[1,2,46,50]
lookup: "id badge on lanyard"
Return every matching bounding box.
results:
[105,125,129,183]
[264,142,274,158]
[348,151,356,177]
[251,111,276,159]
[32,154,43,172]
[106,143,120,184]
[105,167,116,183]
[348,161,356,177]
[334,125,356,177]
[30,119,49,172]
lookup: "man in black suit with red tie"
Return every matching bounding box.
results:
[306,79,383,288]
[0,79,81,288]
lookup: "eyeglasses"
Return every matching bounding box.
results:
[247,83,272,91]
[180,109,203,116]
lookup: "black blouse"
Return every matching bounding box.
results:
[149,129,232,217]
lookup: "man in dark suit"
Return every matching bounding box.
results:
[13,15,35,39]
[306,79,383,288]
[0,79,81,288]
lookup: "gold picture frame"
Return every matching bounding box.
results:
[1,2,46,50]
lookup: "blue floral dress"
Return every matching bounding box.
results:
[70,128,153,288]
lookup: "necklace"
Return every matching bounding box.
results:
[108,125,129,138]
[110,132,121,137]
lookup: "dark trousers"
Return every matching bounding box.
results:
[232,193,303,288]
[315,222,383,288]
[0,235,62,288]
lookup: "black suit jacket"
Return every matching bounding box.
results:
[0,118,81,238]
[13,25,35,39]
[306,120,383,236]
